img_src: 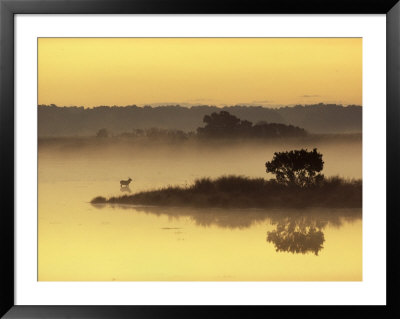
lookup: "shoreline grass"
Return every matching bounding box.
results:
[91,175,362,209]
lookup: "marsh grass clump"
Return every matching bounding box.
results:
[191,176,267,194]
[91,175,361,209]
[90,196,107,204]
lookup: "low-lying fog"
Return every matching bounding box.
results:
[39,137,361,192]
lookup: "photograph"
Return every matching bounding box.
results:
[37,37,362,282]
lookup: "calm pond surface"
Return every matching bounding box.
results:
[38,140,362,281]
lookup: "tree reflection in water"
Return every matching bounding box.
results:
[92,203,361,256]
[267,216,327,255]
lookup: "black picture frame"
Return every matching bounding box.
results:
[1,0,399,318]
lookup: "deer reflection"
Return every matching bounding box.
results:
[120,186,132,193]
[266,216,327,255]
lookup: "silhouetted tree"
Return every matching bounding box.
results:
[197,111,245,137]
[96,128,109,138]
[265,148,324,187]
[197,111,307,138]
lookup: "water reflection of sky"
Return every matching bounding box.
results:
[93,204,361,256]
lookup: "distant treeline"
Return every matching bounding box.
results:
[105,111,307,140]
[38,103,362,137]
[197,111,306,138]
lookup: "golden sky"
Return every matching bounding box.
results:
[38,38,362,108]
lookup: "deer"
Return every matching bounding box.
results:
[120,177,132,188]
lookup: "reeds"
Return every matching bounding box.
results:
[91,175,362,209]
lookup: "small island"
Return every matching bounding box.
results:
[91,149,362,209]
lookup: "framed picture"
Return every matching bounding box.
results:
[1,0,398,318]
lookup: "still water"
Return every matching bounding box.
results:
[38,140,362,281]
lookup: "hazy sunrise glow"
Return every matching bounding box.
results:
[38,38,362,108]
